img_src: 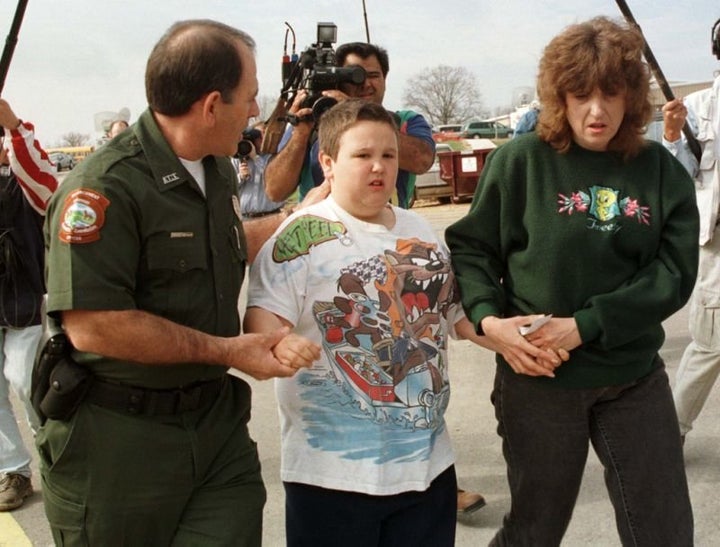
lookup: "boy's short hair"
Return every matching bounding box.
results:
[318,99,398,160]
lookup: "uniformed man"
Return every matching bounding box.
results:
[39,20,321,545]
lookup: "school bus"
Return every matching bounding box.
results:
[45,146,95,164]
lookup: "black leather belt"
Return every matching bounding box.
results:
[243,208,282,219]
[85,376,226,416]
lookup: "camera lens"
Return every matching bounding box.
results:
[236,140,253,158]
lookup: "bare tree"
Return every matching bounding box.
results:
[402,65,484,126]
[61,132,90,147]
[493,105,514,117]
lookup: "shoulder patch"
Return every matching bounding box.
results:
[59,188,111,244]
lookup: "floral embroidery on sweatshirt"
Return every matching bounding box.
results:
[558,185,650,230]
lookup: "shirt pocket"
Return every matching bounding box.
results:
[695,101,716,172]
[142,234,209,322]
[146,234,207,273]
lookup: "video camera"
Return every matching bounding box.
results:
[287,22,366,121]
[235,128,262,161]
[261,22,366,155]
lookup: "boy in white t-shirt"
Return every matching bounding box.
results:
[244,99,561,547]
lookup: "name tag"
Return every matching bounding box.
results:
[162,173,180,184]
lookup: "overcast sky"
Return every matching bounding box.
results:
[1,0,717,145]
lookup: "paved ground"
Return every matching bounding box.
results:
[3,200,719,546]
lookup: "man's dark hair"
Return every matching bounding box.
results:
[335,43,389,77]
[145,19,255,116]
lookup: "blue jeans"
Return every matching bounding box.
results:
[489,360,693,547]
[1,325,42,477]
[284,465,457,547]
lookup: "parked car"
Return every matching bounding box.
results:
[432,124,463,143]
[460,120,513,139]
[48,151,75,171]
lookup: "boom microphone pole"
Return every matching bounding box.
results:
[362,0,370,43]
[0,0,30,94]
[615,0,702,162]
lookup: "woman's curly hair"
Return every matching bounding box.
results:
[536,16,653,159]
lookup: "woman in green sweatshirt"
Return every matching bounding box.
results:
[446,17,698,547]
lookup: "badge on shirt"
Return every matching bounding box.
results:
[59,188,110,244]
[162,173,180,184]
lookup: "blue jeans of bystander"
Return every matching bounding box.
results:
[0,325,42,477]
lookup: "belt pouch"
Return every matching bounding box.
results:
[39,358,93,421]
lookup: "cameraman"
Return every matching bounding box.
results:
[264,42,435,209]
[233,122,286,218]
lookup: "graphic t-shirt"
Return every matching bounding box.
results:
[248,197,459,495]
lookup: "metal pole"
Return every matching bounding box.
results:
[0,0,30,94]
[615,0,702,162]
[362,0,370,43]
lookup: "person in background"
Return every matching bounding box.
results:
[446,17,698,546]
[263,42,434,210]
[0,98,57,511]
[107,119,129,139]
[244,99,563,547]
[512,100,540,138]
[234,121,286,219]
[661,16,720,447]
[39,20,321,545]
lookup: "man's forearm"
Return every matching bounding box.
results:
[62,309,230,366]
[662,137,698,178]
[398,133,434,173]
[61,308,310,380]
[264,130,311,201]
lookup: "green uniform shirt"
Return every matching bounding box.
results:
[446,133,699,388]
[45,109,247,388]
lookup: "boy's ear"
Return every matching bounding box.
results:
[319,150,334,180]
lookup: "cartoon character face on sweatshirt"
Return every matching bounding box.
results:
[592,187,619,221]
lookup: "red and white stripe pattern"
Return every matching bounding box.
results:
[4,121,58,215]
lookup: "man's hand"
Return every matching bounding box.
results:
[288,90,315,129]
[296,180,330,211]
[238,161,250,182]
[0,99,21,130]
[320,89,351,104]
[224,328,309,380]
[662,98,687,142]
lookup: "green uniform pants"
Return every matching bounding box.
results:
[36,375,266,546]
